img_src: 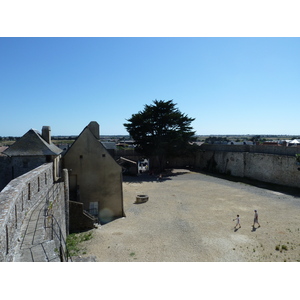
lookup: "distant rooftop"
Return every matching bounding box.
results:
[3,128,62,157]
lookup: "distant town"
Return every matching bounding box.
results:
[1,134,300,147]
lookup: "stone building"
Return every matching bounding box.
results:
[1,126,62,191]
[63,121,125,225]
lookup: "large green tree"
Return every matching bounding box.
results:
[124,100,196,170]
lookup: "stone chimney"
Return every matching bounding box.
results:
[42,126,51,144]
[88,121,100,139]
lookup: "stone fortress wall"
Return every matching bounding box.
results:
[117,145,300,189]
[169,144,300,189]
[0,163,68,262]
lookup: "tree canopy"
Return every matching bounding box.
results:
[124,100,196,170]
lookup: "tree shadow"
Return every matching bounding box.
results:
[123,169,190,184]
[195,169,300,198]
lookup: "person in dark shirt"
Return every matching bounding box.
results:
[253,210,260,228]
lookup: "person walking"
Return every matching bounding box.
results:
[233,214,241,229]
[253,210,260,228]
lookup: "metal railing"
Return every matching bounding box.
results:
[85,208,99,223]
[44,183,72,262]
[44,210,72,262]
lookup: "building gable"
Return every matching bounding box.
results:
[62,121,124,224]
[64,122,120,169]
[3,129,62,157]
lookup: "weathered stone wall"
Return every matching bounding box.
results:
[44,179,68,259]
[244,153,300,187]
[196,147,300,189]
[144,145,300,189]
[117,144,300,188]
[0,163,53,261]
[0,163,68,262]
[199,144,300,156]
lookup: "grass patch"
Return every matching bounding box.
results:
[275,244,288,252]
[66,231,93,256]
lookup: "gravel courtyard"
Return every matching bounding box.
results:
[80,169,300,262]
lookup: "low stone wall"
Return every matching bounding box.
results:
[0,163,54,261]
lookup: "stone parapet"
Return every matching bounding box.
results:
[0,163,53,261]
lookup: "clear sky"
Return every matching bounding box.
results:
[1,37,299,137]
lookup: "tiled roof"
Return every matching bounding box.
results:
[3,129,62,157]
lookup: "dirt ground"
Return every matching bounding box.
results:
[79,169,300,262]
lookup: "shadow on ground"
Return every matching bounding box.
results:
[123,169,190,184]
[198,170,300,198]
[123,168,300,198]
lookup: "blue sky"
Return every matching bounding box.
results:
[1,37,300,137]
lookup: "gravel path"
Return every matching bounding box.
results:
[80,169,300,262]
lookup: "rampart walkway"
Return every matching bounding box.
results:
[13,198,60,262]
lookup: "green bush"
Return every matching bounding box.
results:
[66,232,93,256]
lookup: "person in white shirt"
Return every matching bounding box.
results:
[233,214,241,229]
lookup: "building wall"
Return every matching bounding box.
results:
[0,155,62,191]
[63,128,124,224]
[0,156,11,191]
[0,163,67,262]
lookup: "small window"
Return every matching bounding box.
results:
[102,154,106,157]
[80,155,83,159]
